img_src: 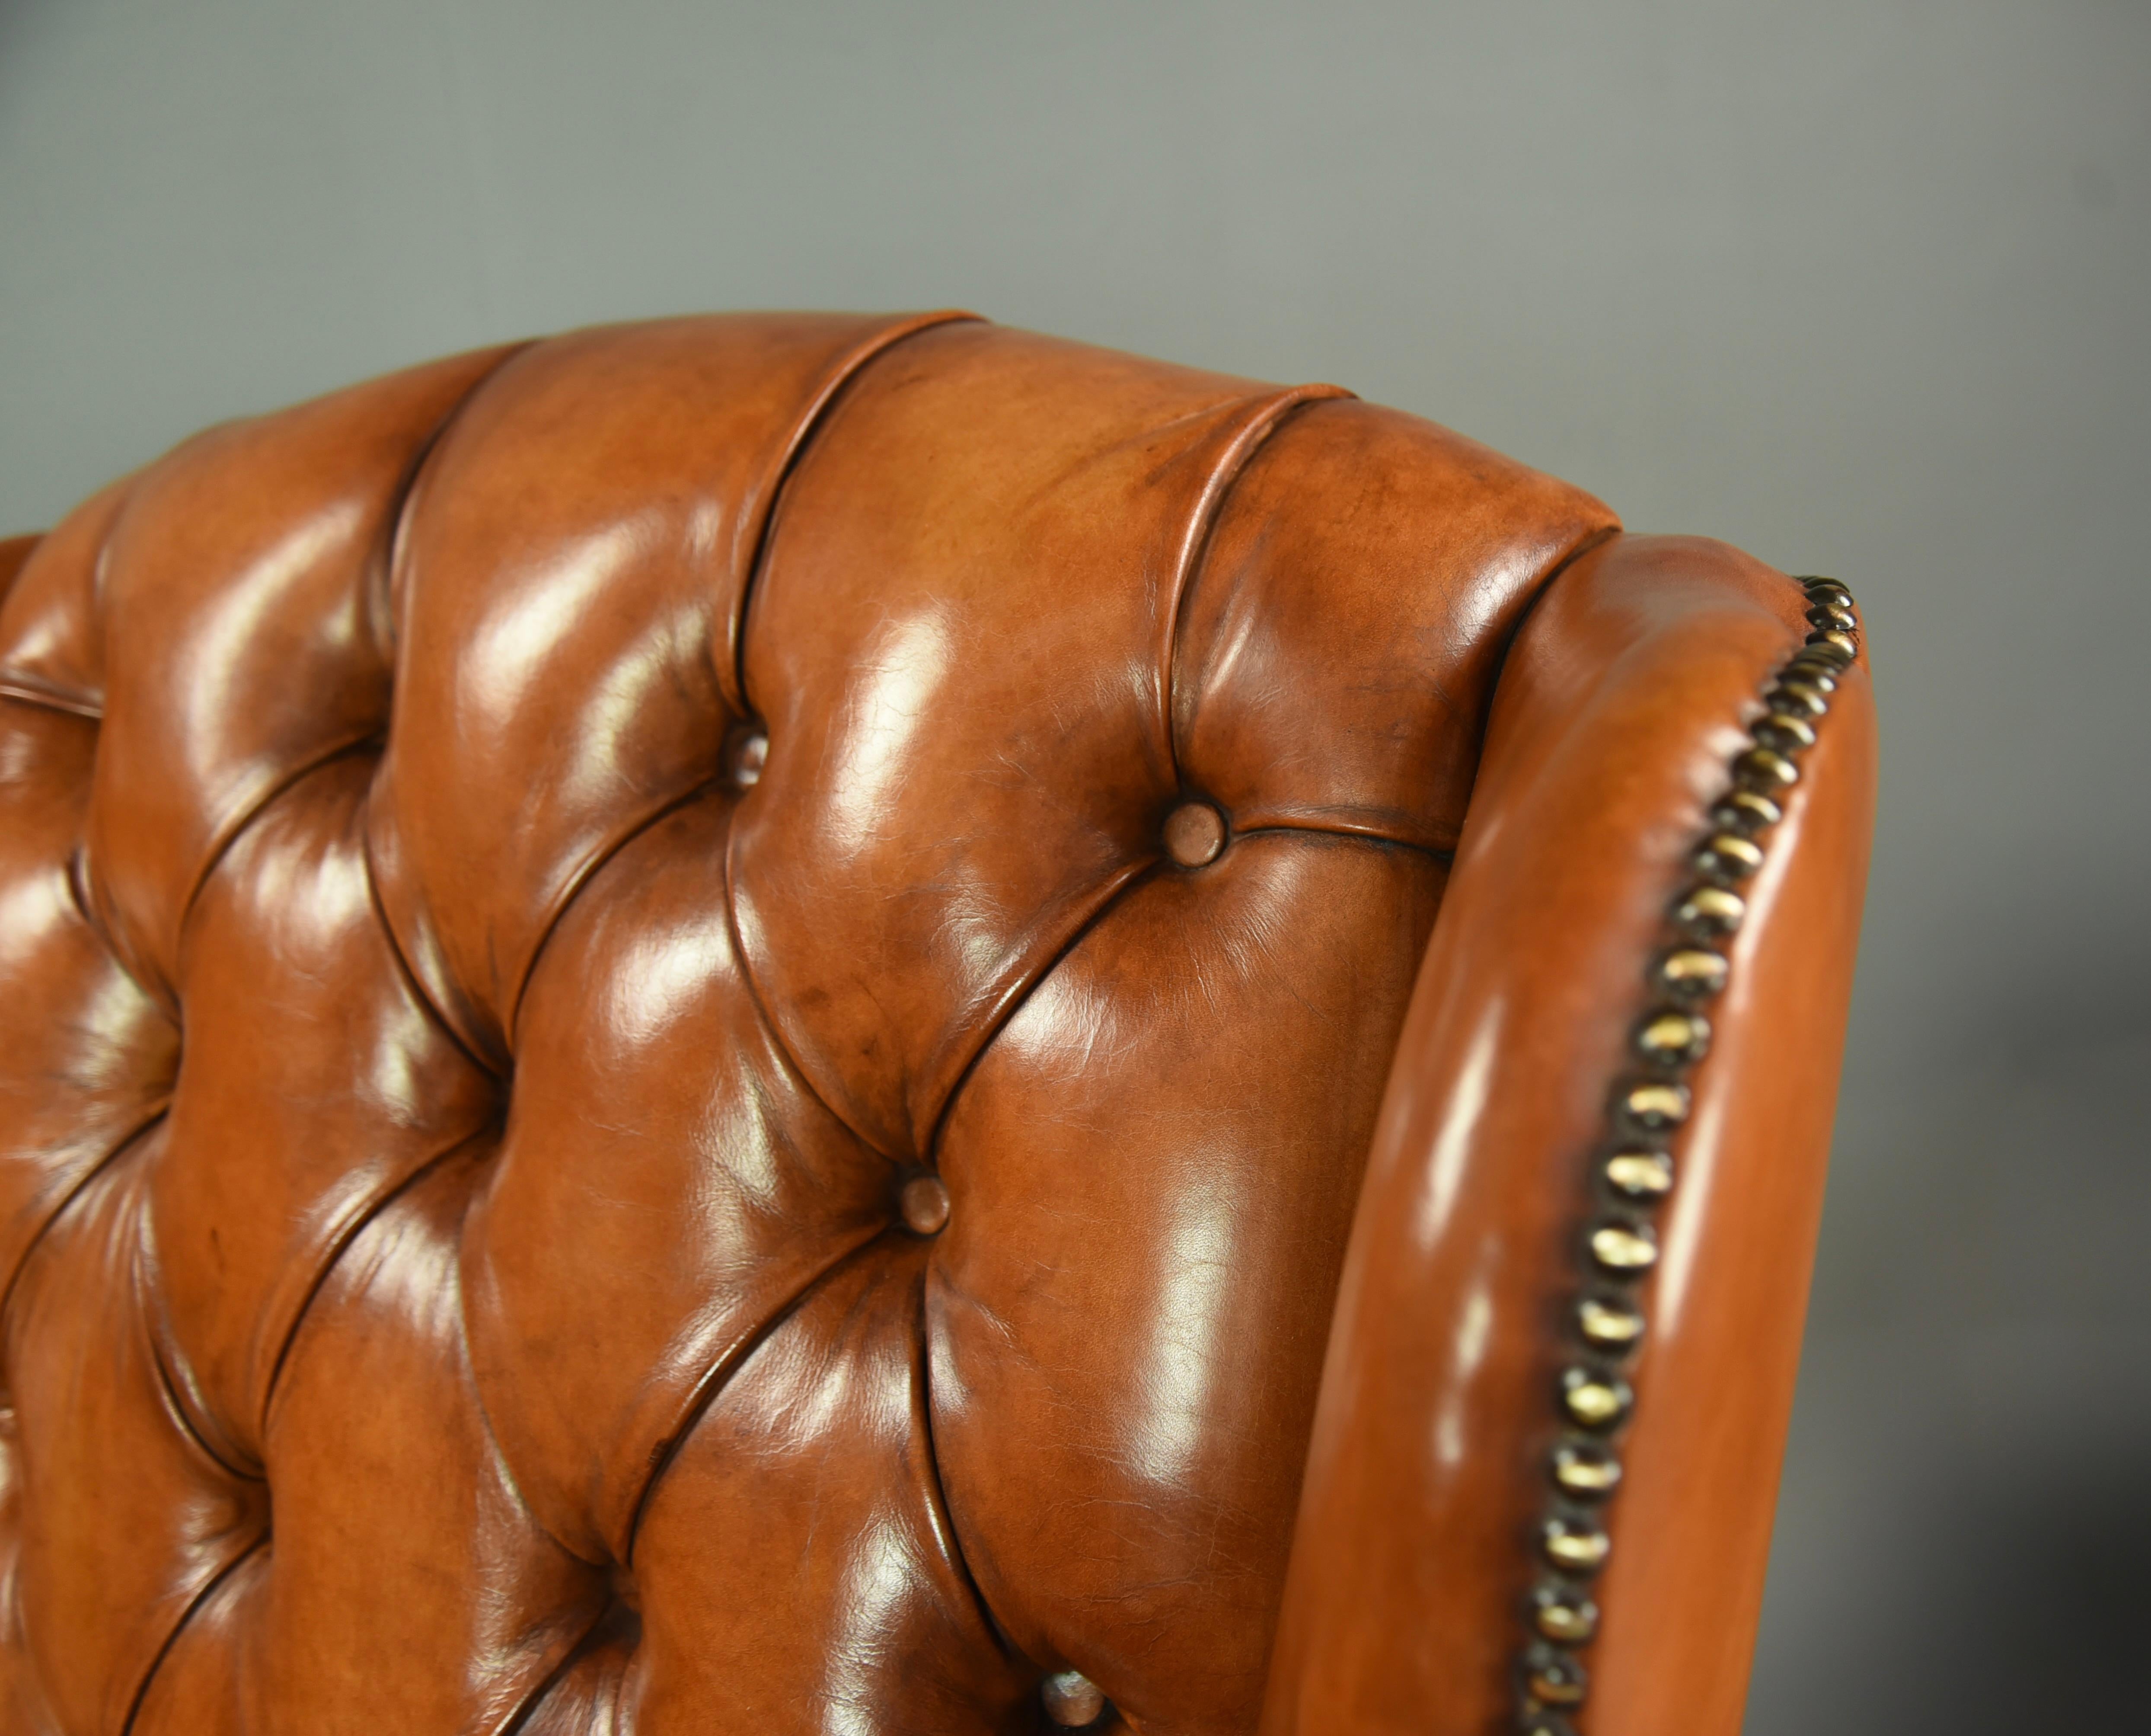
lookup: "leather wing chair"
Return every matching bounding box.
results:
[0,313,1873,1736]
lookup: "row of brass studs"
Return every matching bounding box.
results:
[1514,575,1861,1735]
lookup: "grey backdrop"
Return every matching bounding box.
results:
[3,2,2144,1728]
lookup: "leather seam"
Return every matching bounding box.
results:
[0,680,102,721]
[721,801,900,1165]
[620,1221,897,1565]
[0,1098,169,1352]
[257,1124,497,1437]
[922,857,1163,1166]
[1159,386,1352,796]
[118,1532,268,1736]
[503,775,724,1054]
[916,1262,1020,1661]
[726,310,983,720]
[361,818,507,1082]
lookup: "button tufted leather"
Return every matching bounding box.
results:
[0,315,1873,1736]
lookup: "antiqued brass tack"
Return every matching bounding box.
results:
[1041,1671,1107,1729]
[1531,1582,1600,1645]
[1709,787,1784,833]
[1655,946,1730,999]
[1603,1148,1674,1202]
[1765,678,1830,718]
[1561,1364,1635,1430]
[1522,1643,1589,1708]
[1673,883,1745,937]
[1752,710,1819,753]
[1588,1220,1659,1276]
[1619,1080,1690,1130]
[1576,1293,1646,1351]
[1551,1439,1624,1500]
[1512,574,1860,1710]
[1733,746,1800,791]
[1779,656,1840,691]
[1541,1514,1611,1574]
[1635,1008,1711,1066]
[1694,831,1765,880]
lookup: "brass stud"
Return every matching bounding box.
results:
[1673,883,1746,938]
[1709,787,1784,833]
[1522,1643,1588,1708]
[1635,1008,1711,1066]
[1654,946,1729,1000]
[1766,679,1830,718]
[1576,1293,1646,1351]
[1694,832,1764,881]
[1733,746,1800,791]
[1752,710,1818,753]
[1780,657,1840,691]
[1551,1439,1624,1500]
[1603,1148,1674,1202]
[1512,587,1861,1710]
[1042,1671,1107,1729]
[1530,1582,1600,1645]
[1560,1364,1634,1430]
[1541,1514,1611,1574]
[1588,1220,1659,1277]
[1618,1080,1690,1130]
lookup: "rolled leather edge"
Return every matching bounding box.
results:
[1258,533,1877,1736]
[0,535,39,610]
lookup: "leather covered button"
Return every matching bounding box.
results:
[1162,801,1226,868]
[724,723,769,790]
[898,1174,950,1236]
[1041,1670,1107,1728]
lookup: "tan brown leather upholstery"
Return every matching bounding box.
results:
[0,314,1873,1736]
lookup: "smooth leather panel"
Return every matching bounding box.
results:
[932,831,1444,1734]
[147,754,497,1467]
[1177,398,1615,853]
[0,702,176,1304]
[368,313,968,1069]
[462,789,891,1564]
[1260,534,1871,1736]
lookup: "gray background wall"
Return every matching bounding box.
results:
[2,2,2144,1727]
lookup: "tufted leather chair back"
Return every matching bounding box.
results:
[0,315,1873,1736]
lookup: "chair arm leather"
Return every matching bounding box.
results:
[1262,533,1877,1736]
